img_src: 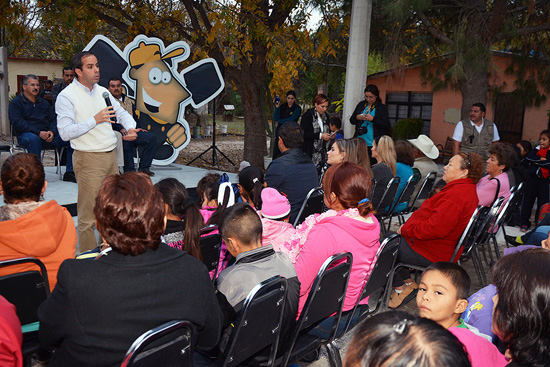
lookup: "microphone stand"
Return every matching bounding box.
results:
[187,97,235,170]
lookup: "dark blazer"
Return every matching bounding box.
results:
[350,100,392,140]
[38,244,223,367]
[300,108,329,159]
[265,148,318,224]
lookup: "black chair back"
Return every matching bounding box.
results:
[221,276,287,367]
[450,206,483,262]
[293,187,325,227]
[283,252,352,365]
[0,257,50,359]
[341,233,400,336]
[0,258,50,325]
[392,173,421,213]
[374,177,400,216]
[121,320,196,367]
[199,226,222,273]
[408,171,437,210]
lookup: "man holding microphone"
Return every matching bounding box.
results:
[56,51,138,253]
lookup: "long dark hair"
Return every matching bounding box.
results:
[155,178,204,260]
[206,183,233,227]
[238,166,265,210]
[365,84,382,105]
[492,248,550,366]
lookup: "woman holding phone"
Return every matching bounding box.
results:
[350,85,392,165]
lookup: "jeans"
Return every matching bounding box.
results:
[525,225,550,246]
[17,132,73,172]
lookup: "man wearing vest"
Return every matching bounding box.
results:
[452,103,500,161]
[56,51,139,252]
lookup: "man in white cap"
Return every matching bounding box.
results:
[408,134,440,207]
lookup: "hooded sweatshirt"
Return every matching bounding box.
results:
[261,218,296,252]
[0,200,77,291]
[294,212,381,316]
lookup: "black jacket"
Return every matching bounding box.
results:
[265,148,319,224]
[300,108,329,160]
[38,244,223,367]
[350,100,392,140]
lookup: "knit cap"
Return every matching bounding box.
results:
[260,188,291,220]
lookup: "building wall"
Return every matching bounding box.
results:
[7,57,65,96]
[368,55,550,147]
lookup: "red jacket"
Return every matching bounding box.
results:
[401,178,478,262]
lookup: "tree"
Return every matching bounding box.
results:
[36,0,312,167]
[384,0,550,118]
[0,0,41,56]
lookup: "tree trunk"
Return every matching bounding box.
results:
[459,65,490,120]
[228,50,269,168]
[459,8,491,120]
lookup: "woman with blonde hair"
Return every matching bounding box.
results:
[327,138,373,176]
[371,135,397,206]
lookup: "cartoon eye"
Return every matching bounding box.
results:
[149,67,162,84]
[162,71,172,84]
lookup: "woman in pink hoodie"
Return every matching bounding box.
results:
[294,162,381,319]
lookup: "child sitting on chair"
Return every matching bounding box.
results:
[210,203,299,364]
[260,188,296,253]
[416,262,507,367]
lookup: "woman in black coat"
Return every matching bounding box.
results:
[350,84,391,164]
[38,172,223,367]
[301,93,331,172]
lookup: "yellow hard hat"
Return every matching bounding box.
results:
[129,42,184,67]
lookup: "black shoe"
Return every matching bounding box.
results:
[63,171,77,183]
[504,235,522,247]
[139,169,155,177]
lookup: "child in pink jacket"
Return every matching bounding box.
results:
[260,188,296,252]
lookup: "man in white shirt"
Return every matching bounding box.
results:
[452,103,500,161]
[56,51,138,252]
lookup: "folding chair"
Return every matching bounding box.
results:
[385,206,483,307]
[219,276,288,367]
[458,197,505,286]
[41,146,65,179]
[328,233,401,367]
[487,186,522,259]
[500,183,524,247]
[10,124,27,155]
[0,257,50,361]
[293,187,325,228]
[397,171,438,224]
[373,177,400,235]
[384,173,421,232]
[280,252,352,367]
[121,320,196,367]
[199,225,222,277]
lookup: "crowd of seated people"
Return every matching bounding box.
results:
[2,108,549,367]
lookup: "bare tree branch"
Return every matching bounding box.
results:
[494,21,550,43]
[417,11,454,47]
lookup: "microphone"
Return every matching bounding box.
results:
[102,92,117,122]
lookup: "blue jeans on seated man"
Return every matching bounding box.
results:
[123,131,157,172]
[17,132,73,172]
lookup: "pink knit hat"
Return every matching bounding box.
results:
[261,188,291,220]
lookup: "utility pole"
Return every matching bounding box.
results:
[342,0,372,138]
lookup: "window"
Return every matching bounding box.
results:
[386,92,433,136]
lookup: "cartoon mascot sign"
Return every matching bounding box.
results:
[84,35,224,165]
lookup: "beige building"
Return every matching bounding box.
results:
[7,56,65,96]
